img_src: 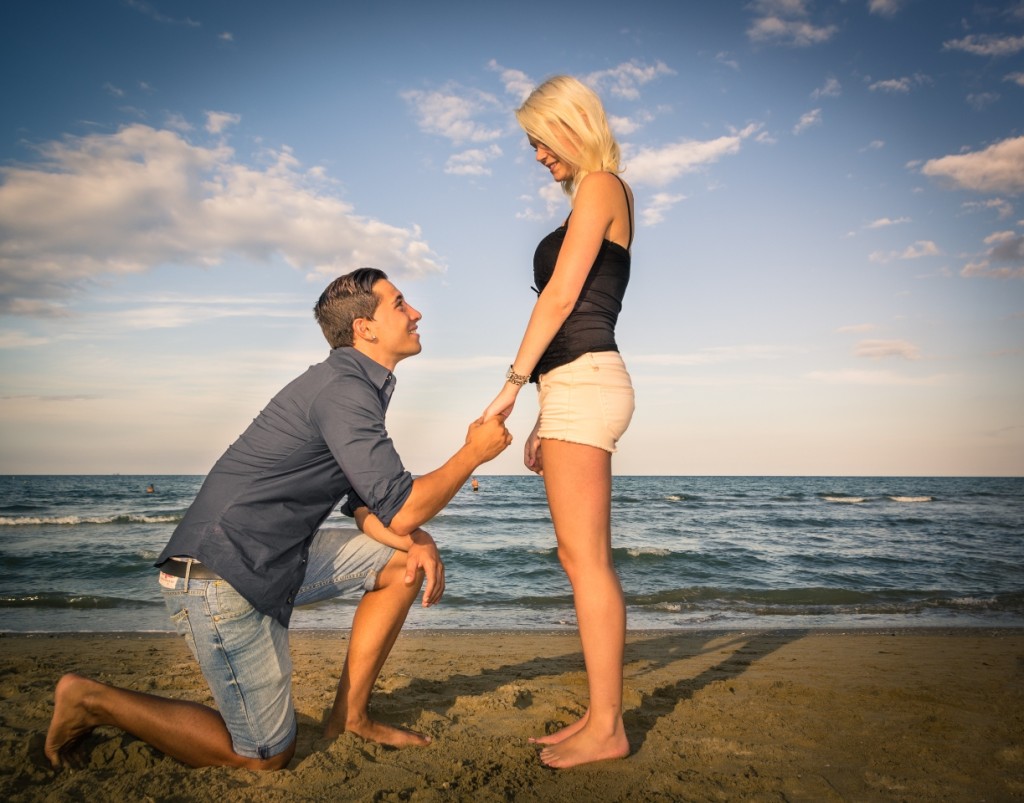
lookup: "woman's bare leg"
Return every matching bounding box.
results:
[535,439,629,768]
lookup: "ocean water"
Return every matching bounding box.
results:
[1,474,1022,633]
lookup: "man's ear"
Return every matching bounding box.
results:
[353,318,376,343]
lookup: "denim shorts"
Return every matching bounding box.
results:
[537,351,635,453]
[159,528,395,759]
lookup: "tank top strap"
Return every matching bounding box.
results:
[612,173,633,248]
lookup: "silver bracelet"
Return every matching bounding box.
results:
[506,365,530,386]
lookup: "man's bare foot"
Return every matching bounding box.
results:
[324,715,430,748]
[537,720,629,769]
[45,674,103,768]
[528,709,589,746]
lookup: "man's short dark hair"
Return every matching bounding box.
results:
[313,268,388,348]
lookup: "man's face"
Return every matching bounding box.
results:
[367,279,422,363]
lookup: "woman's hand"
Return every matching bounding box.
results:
[524,418,543,475]
[406,529,445,607]
[481,383,519,423]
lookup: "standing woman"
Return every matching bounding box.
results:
[481,75,635,768]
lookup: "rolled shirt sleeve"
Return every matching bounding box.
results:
[311,373,412,527]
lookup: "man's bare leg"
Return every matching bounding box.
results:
[323,552,429,747]
[45,673,294,770]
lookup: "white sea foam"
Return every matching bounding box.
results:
[627,547,672,557]
[889,496,933,503]
[0,514,180,526]
[823,496,867,504]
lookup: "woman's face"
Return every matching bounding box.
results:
[529,138,574,183]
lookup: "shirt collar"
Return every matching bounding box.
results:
[330,347,395,392]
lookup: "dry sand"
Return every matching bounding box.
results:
[1,628,1022,802]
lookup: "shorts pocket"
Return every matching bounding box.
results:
[209,581,256,623]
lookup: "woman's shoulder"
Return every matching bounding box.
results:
[577,170,630,191]
[576,171,632,203]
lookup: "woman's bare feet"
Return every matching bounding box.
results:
[528,709,589,745]
[45,674,103,768]
[324,714,431,748]
[537,718,629,769]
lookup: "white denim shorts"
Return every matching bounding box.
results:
[536,351,635,453]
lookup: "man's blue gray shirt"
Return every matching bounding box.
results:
[157,347,413,626]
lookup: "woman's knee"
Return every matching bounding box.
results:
[556,543,613,581]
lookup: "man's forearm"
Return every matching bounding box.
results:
[387,445,479,535]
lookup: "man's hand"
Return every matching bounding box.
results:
[406,529,445,607]
[465,415,513,464]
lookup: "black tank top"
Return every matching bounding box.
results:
[531,174,632,381]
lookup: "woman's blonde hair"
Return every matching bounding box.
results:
[515,75,621,197]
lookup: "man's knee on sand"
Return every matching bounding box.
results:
[237,740,296,771]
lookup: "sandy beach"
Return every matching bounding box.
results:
[2,628,1021,801]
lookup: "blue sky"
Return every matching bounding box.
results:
[1,0,1022,476]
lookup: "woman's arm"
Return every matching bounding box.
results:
[353,507,446,606]
[481,172,623,421]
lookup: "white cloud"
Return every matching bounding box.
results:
[488,61,535,104]
[962,198,1014,220]
[517,182,567,222]
[869,240,942,263]
[0,330,50,349]
[640,192,686,226]
[806,369,944,386]
[868,0,906,17]
[0,123,443,314]
[715,52,740,71]
[868,74,930,93]
[488,59,673,106]
[811,77,841,99]
[632,344,796,366]
[866,216,911,228]
[966,91,1000,110]
[610,111,654,137]
[444,145,503,177]
[746,1,838,47]
[124,0,200,28]
[625,125,758,187]
[1006,72,1024,87]
[961,229,1024,279]
[793,108,822,135]
[584,61,675,100]
[836,323,876,333]
[920,135,1024,194]
[205,111,240,135]
[855,339,920,359]
[400,87,503,145]
[943,34,1024,57]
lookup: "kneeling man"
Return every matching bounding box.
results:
[45,268,511,770]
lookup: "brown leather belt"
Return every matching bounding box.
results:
[157,558,220,580]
